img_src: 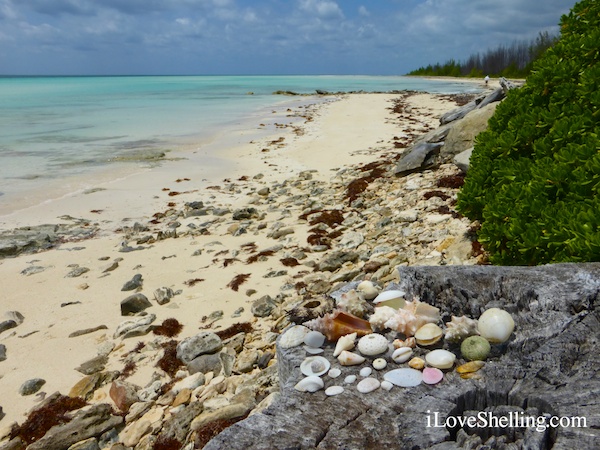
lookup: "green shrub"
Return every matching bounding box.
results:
[456,0,600,265]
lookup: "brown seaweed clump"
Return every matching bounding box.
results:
[154,435,183,450]
[153,318,184,337]
[194,415,250,448]
[10,394,88,445]
[215,322,253,340]
[227,274,251,291]
[156,340,184,377]
[436,173,465,189]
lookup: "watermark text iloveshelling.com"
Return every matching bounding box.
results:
[426,410,587,433]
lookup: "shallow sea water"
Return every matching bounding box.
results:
[0,75,482,213]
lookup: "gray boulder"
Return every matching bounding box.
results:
[204,263,600,449]
[394,141,444,176]
[441,103,497,161]
[454,148,473,173]
[176,332,223,364]
[120,293,152,316]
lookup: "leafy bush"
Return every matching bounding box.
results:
[456,0,600,265]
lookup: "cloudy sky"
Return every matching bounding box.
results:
[0,0,578,75]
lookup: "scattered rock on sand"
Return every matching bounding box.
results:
[176,332,223,364]
[19,378,46,396]
[120,293,152,316]
[121,274,143,291]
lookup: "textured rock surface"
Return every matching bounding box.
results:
[205,263,600,449]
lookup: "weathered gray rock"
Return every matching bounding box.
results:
[394,141,444,176]
[113,314,156,339]
[76,355,108,375]
[4,311,24,325]
[65,266,90,278]
[120,293,152,316]
[232,207,258,220]
[121,274,143,291]
[153,287,174,305]
[66,437,100,450]
[27,403,123,450]
[188,350,235,376]
[453,148,473,173]
[441,104,497,161]
[176,332,223,364]
[0,344,6,362]
[251,295,277,318]
[317,250,360,272]
[19,378,46,396]
[204,263,600,449]
[0,320,17,335]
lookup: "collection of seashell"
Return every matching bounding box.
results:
[282,281,516,395]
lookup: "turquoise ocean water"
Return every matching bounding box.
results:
[0,75,482,211]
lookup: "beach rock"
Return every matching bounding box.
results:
[76,355,108,375]
[109,381,140,412]
[440,104,496,161]
[251,295,277,318]
[203,263,600,449]
[121,274,143,291]
[176,332,223,364]
[317,250,359,272]
[19,378,46,396]
[158,401,203,443]
[232,208,258,220]
[453,148,473,173]
[0,344,6,362]
[120,293,152,316]
[69,372,119,400]
[4,311,24,325]
[153,287,174,305]
[0,320,17,335]
[234,349,259,373]
[27,403,123,450]
[69,325,109,338]
[66,437,100,450]
[394,141,444,176]
[66,266,90,278]
[113,314,156,339]
[188,351,235,376]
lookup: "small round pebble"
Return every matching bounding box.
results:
[357,377,380,393]
[325,386,344,396]
[328,368,341,378]
[344,375,357,384]
[359,367,372,377]
[380,380,394,391]
[372,358,387,370]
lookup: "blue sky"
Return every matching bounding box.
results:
[0,0,578,75]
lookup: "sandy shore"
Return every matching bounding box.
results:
[0,90,469,429]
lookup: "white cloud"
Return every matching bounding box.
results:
[358,5,369,17]
[298,0,344,20]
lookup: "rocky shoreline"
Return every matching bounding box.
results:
[0,87,534,449]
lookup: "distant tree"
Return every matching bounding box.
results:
[407,31,559,78]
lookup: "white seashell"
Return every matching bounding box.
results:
[414,323,443,346]
[425,349,456,369]
[444,315,479,343]
[344,375,357,384]
[359,367,372,377]
[337,350,366,366]
[357,377,380,393]
[380,380,394,391]
[337,289,369,318]
[294,375,324,392]
[373,290,406,310]
[478,308,515,343]
[304,330,326,348]
[391,347,413,364]
[304,345,324,355]
[383,368,423,387]
[369,306,398,331]
[280,325,310,349]
[328,368,342,379]
[372,358,387,370]
[325,386,344,396]
[333,332,357,357]
[357,333,389,356]
[300,356,331,377]
[356,280,379,300]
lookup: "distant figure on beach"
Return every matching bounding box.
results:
[484,75,490,85]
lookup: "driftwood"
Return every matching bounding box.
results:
[205,263,600,449]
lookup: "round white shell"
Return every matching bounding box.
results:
[325,386,344,396]
[478,308,515,343]
[304,330,326,348]
[344,375,357,384]
[414,323,443,345]
[357,377,380,393]
[357,333,389,356]
[372,358,387,370]
[373,290,406,303]
[359,367,372,377]
[304,345,324,355]
[280,325,310,349]
[328,368,342,379]
[425,349,456,369]
[300,356,331,377]
[392,347,413,364]
[380,380,394,391]
[356,280,379,300]
[294,375,324,392]
[383,368,423,387]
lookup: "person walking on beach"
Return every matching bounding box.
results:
[484,75,490,85]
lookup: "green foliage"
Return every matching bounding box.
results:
[456,0,600,265]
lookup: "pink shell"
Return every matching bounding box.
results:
[422,367,444,385]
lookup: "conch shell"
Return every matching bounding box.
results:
[336,289,371,319]
[444,315,479,343]
[304,310,373,342]
[368,298,440,337]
